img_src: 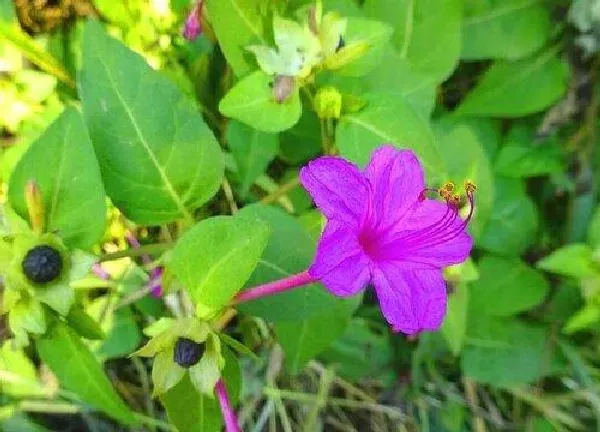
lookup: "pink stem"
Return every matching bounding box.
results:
[215,379,241,432]
[126,231,163,297]
[233,270,316,304]
[92,263,110,281]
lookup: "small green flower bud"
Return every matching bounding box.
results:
[22,245,62,284]
[314,86,342,119]
[174,337,205,368]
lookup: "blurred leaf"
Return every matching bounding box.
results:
[494,124,563,177]
[564,303,600,334]
[0,341,47,397]
[462,317,552,387]
[325,45,437,119]
[0,4,74,87]
[364,0,462,83]
[37,322,138,425]
[8,108,106,250]
[219,71,302,133]
[66,306,105,341]
[336,93,443,181]
[275,293,362,373]
[237,205,343,321]
[470,255,549,316]
[320,318,393,381]
[337,17,393,77]
[79,21,223,225]
[170,215,269,314]
[161,348,240,432]
[587,205,600,247]
[0,414,49,432]
[205,0,266,77]
[441,283,469,356]
[227,120,278,197]
[434,117,495,239]
[88,301,142,362]
[457,48,570,117]
[279,110,322,163]
[537,244,597,279]
[461,0,552,60]
[479,177,538,256]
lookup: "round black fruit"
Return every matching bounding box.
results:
[22,245,63,284]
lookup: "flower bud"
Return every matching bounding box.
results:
[272,75,296,104]
[25,180,45,234]
[173,337,205,368]
[22,245,63,284]
[314,86,342,119]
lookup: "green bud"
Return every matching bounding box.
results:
[314,86,342,119]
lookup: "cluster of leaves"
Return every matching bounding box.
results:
[0,0,599,431]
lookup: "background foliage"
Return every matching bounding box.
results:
[1,0,600,431]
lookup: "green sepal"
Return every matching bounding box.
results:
[8,296,46,347]
[188,333,224,396]
[152,349,186,396]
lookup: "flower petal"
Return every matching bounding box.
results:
[372,264,447,334]
[364,145,425,231]
[300,156,368,226]
[375,198,472,270]
[309,221,371,296]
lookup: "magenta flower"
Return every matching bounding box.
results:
[182,3,203,41]
[300,145,475,335]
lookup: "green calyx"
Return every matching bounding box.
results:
[1,231,95,347]
[134,317,225,397]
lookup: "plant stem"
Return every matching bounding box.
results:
[99,243,171,262]
[260,176,299,205]
[215,379,241,432]
[233,271,316,304]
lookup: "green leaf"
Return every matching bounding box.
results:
[8,108,106,249]
[275,293,362,373]
[588,205,600,248]
[433,117,495,239]
[79,20,223,225]
[37,321,137,425]
[88,301,142,362]
[279,110,322,164]
[205,0,266,77]
[336,17,393,77]
[219,71,302,133]
[0,341,47,397]
[494,124,563,177]
[565,303,600,334]
[336,93,443,181]
[537,244,597,279]
[320,318,393,381]
[170,215,269,314]
[161,348,241,432]
[457,48,570,117]
[364,0,462,83]
[237,205,342,321]
[323,45,437,119]
[227,120,278,197]
[461,0,552,60]
[470,256,549,317]
[441,283,468,356]
[479,177,538,256]
[462,317,553,387]
[65,306,105,340]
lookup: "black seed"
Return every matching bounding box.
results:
[22,245,63,284]
[336,36,345,52]
[173,337,205,368]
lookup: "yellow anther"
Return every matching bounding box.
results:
[464,180,477,193]
[443,181,455,192]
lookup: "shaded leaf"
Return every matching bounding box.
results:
[79,21,223,225]
[9,108,106,249]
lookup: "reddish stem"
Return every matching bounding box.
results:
[233,271,316,304]
[215,379,241,432]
